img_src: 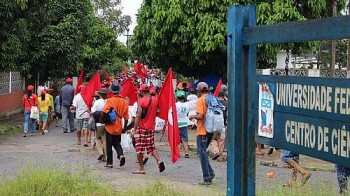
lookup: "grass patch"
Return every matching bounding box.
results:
[256,182,339,196]
[0,124,22,135]
[0,167,198,196]
[0,166,117,195]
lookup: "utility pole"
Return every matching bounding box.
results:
[331,0,338,70]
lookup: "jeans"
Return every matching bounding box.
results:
[335,164,350,193]
[197,133,214,182]
[105,131,123,165]
[24,110,36,134]
[61,106,75,132]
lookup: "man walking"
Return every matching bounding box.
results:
[101,81,129,168]
[60,78,76,133]
[131,84,165,174]
[189,82,215,185]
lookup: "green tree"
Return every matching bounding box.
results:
[132,0,346,77]
[92,0,132,36]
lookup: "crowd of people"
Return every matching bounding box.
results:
[22,77,350,191]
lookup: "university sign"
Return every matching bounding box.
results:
[256,76,350,165]
[226,5,350,196]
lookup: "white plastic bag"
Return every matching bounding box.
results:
[121,133,131,149]
[30,106,39,119]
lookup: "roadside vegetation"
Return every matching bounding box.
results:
[0,124,22,135]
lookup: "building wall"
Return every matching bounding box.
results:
[0,90,24,116]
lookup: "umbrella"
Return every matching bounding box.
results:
[177,82,191,90]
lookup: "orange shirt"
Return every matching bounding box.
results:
[196,94,207,136]
[102,95,129,135]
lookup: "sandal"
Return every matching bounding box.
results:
[132,170,146,174]
[143,157,149,165]
[301,172,311,185]
[104,164,113,168]
[256,152,264,156]
[185,154,189,158]
[158,162,165,173]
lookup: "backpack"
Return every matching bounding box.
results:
[102,108,117,124]
[204,94,225,133]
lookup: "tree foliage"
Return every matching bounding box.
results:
[0,0,130,81]
[132,0,346,77]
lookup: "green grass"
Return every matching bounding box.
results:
[0,124,22,135]
[0,167,198,196]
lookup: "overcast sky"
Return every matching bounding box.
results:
[118,0,143,44]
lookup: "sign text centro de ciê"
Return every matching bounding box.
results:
[256,75,350,167]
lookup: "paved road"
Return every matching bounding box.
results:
[0,125,341,195]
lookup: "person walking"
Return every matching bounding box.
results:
[38,90,52,134]
[22,85,38,137]
[131,84,165,174]
[281,150,311,187]
[100,81,129,168]
[91,88,107,161]
[189,82,215,185]
[60,78,76,133]
[175,90,190,158]
[54,91,61,127]
[45,88,55,131]
[71,85,90,146]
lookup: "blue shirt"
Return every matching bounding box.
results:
[60,84,74,107]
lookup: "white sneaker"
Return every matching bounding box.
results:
[44,130,48,133]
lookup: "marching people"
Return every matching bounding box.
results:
[71,85,90,146]
[91,88,107,161]
[210,91,227,161]
[60,78,76,133]
[100,81,129,168]
[131,84,165,174]
[175,90,190,158]
[38,90,52,135]
[187,88,198,101]
[281,150,311,187]
[54,91,61,127]
[189,82,215,185]
[45,88,55,131]
[335,164,350,194]
[22,85,38,137]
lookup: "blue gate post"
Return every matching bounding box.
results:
[227,6,257,196]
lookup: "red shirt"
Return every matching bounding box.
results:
[138,96,158,130]
[22,93,38,111]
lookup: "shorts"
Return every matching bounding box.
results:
[39,112,48,122]
[134,128,156,154]
[77,118,88,131]
[281,150,299,164]
[179,126,188,142]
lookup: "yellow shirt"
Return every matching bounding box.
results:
[196,94,207,136]
[38,95,51,112]
[47,94,54,113]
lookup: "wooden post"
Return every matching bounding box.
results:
[227,6,256,195]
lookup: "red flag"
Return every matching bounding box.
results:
[75,69,84,95]
[102,69,112,83]
[81,71,101,108]
[120,78,137,106]
[158,68,180,163]
[134,62,149,82]
[213,78,223,97]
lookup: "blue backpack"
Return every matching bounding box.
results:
[205,94,225,133]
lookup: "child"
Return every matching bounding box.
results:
[175,90,190,158]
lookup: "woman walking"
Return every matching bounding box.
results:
[38,90,52,134]
[22,85,38,137]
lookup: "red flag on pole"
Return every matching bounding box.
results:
[213,78,223,97]
[81,71,101,108]
[158,68,181,163]
[75,69,84,95]
[102,69,112,83]
[120,78,137,106]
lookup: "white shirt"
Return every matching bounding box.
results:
[91,98,106,113]
[176,101,190,127]
[187,94,198,101]
[72,93,90,119]
[130,102,138,118]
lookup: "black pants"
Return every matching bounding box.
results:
[105,131,123,165]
